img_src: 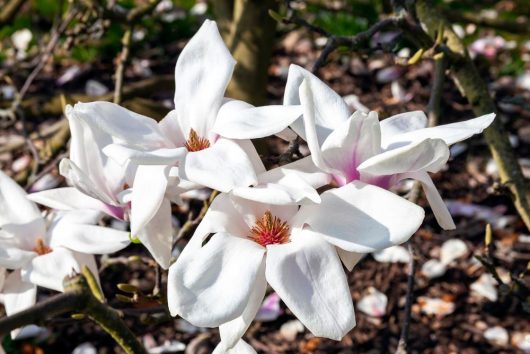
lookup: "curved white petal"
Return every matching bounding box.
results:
[168,232,265,326]
[297,181,424,253]
[158,110,188,149]
[0,171,45,235]
[358,138,450,176]
[384,113,495,148]
[231,139,266,175]
[398,172,456,230]
[257,156,332,189]
[136,198,173,269]
[337,249,365,272]
[103,144,186,166]
[214,99,302,139]
[0,242,36,269]
[213,340,257,354]
[48,222,130,255]
[265,230,355,340]
[229,195,299,230]
[380,111,428,147]
[174,20,235,136]
[3,270,36,315]
[284,65,350,141]
[20,248,81,292]
[28,187,109,213]
[180,138,257,192]
[219,265,266,350]
[131,165,170,236]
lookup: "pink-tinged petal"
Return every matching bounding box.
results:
[337,249,365,272]
[358,138,450,176]
[20,247,81,292]
[379,111,428,147]
[136,198,173,269]
[0,171,45,236]
[257,156,332,190]
[218,265,266,350]
[180,138,257,193]
[103,144,186,166]
[398,172,456,230]
[213,340,257,354]
[265,230,355,340]
[284,65,350,141]
[384,113,496,149]
[173,20,235,137]
[214,99,302,139]
[321,111,381,185]
[167,232,265,327]
[296,181,424,253]
[130,165,171,236]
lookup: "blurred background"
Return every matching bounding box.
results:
[0,0,529,353]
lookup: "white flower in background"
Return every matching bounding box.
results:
[11,28,32,60]
[219,64,495,232]
[168,176,424,352]
[0,171,116,337]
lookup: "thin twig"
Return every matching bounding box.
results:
[395,243,416,354]
[114,26,132,104]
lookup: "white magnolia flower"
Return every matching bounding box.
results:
[0,171,114,336]
[219,64,495,231]
[168,178,424,351]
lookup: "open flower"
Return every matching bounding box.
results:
[0,171,115,336]
[168,178,423,351]
[220,64,495,230]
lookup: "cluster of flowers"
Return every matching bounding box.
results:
[0,20,494,353]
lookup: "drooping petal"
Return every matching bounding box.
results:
[398,172,456,230]
[337,249,365,272]
[0,171,45,236]
[180,138,257,193]
[358,138,450,176]
[167,232,265,327]
[20,247,81,292]
[214,99,302,139]
[384,113,496,149]
[380,111,428,147]
[173,20,235,136]
[257,156,332,189]
[130,165,171,236]
[218,264,267,350]
[265,230,355,340]
[103,144,186,166]
[296,181,424,253]
[320,111,381,185]
[284,65,350,141]
[136,198,173,269]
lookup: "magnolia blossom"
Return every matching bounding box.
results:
[220,64,495,231]
[0,171,117,336]
[168,178,424,351]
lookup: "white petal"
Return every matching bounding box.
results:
[158,110,188,148]
[257,156,331,189]
[3,270,36,315]
[180,138,257,192]
[357,287,387,318]
[337,249,364,272]
[231,139,266,175]
[48,222,130,255]
[68,102,169,149]
[213,340,257,354]
[28,187,109,213]
[167,232,265,326]
[20,247,81,292]
[231,173,320,205]
[0,171,45,236]
[440,239,468,264]
[103,144,186,166]
[173,20,235,136]
[136,198,173,269]
[265,230,355,340]
[214,99,302,139]
[218,266,266,350]
[358,138,450,176]
[380,111,428,147]
[229,195,299,230]
[131,165,170,236]
[0,242,36,269]
[284,65,350,141]
[297,181,424,253]
[398,171,455,230]
[372,246,411,263]
[384,113,495,148]
[321,111,381,185]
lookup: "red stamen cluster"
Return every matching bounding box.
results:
[185,129,210,152]
[249,211,290,247]
[33,238,52,255]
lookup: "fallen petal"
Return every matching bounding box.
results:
[280,320,305,341]
[440,239,468,265]
[421,259,447,279]
[372,246,411,263]
[357,287,387,318]
[484,326,509,346]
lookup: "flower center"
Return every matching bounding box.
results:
[185,129,210,152]
[249,211,290,247]
[33,238,52,256]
